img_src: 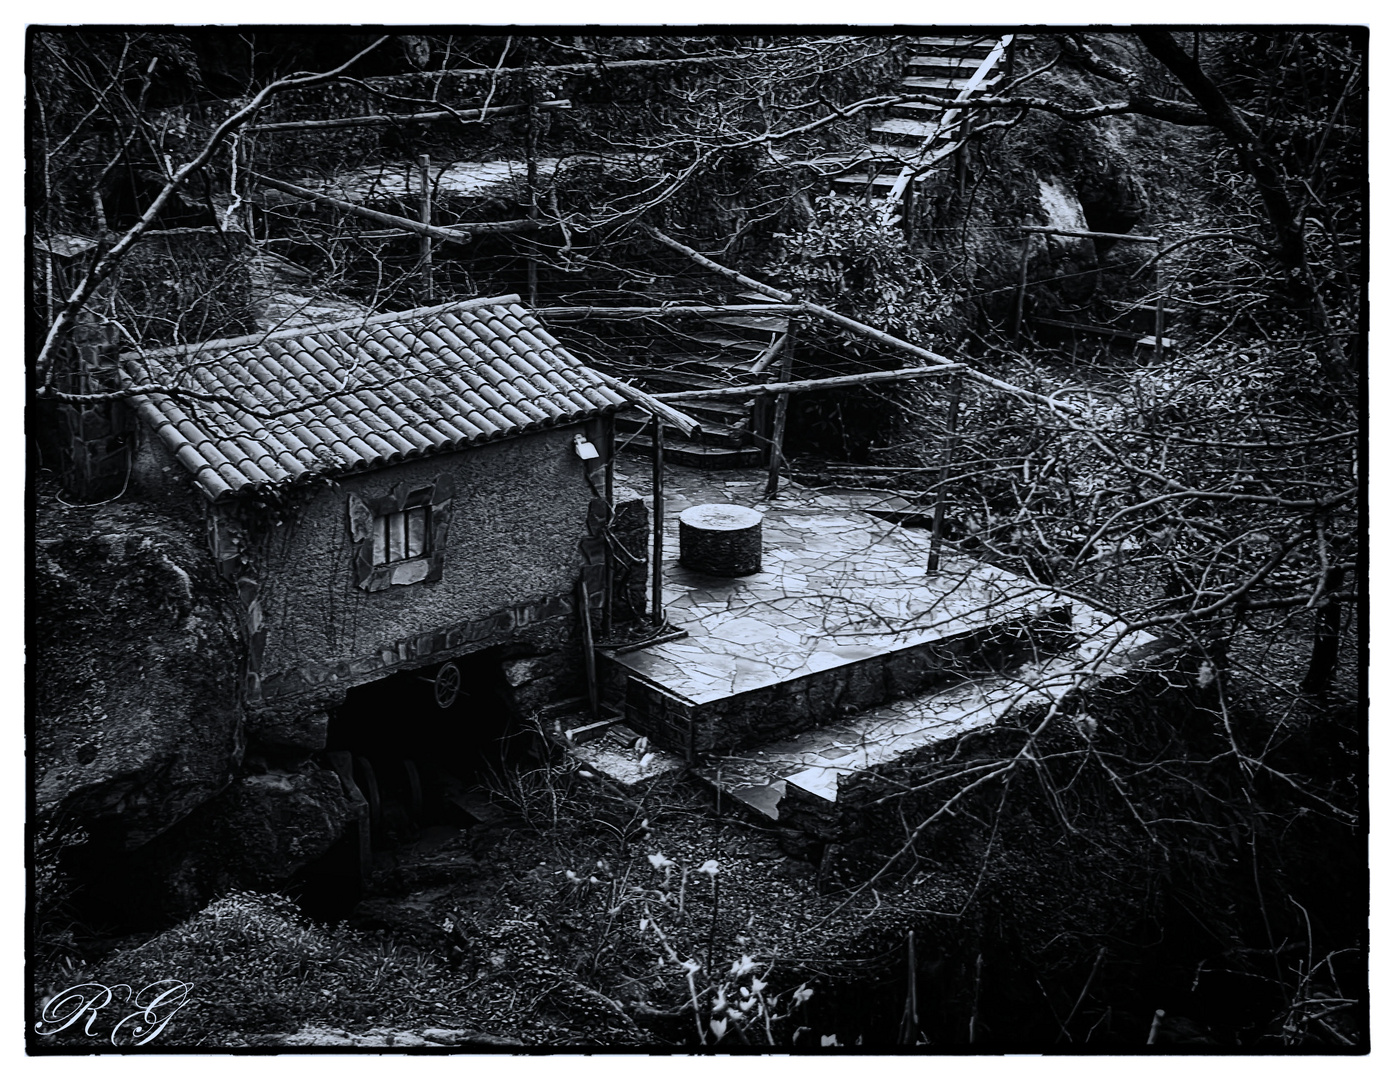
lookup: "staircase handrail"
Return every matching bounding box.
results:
[879,34,1014,223]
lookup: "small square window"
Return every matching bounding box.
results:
[371,505,430,565]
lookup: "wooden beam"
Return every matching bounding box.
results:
[1021,225,1161,244]
[645,227,1084,416]
[249,99,571,132]
[533,304,804,319]
[652,364,964,401]
[248,171,543,241]
[583,368,702,438]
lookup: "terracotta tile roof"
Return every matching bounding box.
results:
[123,294,625,500]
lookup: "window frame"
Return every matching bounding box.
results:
[371,503,431,567]
[347,475,455,592]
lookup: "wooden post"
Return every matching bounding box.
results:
[578,579,600,720]
[1012,233,1031,345]
[524,49,540,306]
[956,115,969,197]
[1154,267,1168,361]
[763,321,795,499]
[899,930,919,1046]
[650,413,665,627]
[603,423,615,637]
[417,155,433,303]
[927,372,964,573]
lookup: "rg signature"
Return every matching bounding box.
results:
[35,981,193,1046]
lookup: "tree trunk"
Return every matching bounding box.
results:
[1136,31,1344,370]
[1301,567,1346,695]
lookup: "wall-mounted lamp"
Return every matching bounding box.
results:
[572,434,600,461]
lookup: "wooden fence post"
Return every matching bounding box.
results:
[928,372,964,573]
[650,413,665,626]
[417,154,433,302]
[763,320,796,499]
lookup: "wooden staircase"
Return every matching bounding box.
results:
[613,298,790,468]
[832,34,1014,222]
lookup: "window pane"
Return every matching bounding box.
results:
[406,506,428,559]
[389,511,407,564]
[372,514,387,565]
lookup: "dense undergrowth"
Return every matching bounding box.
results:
[32,650,1364,1051]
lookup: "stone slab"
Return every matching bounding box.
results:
[567,723,685,788]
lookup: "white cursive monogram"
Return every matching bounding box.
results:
[35,980,193,1046]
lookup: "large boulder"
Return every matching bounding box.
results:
[32,490,245,858]
[66,761,365,923]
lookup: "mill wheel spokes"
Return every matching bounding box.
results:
[434,661,461,709]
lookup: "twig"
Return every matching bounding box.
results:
[1058,946,1107,1042]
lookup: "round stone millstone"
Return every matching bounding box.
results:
[678,503,764,577]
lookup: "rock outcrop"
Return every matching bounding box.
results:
[32,486,364,923]
[32,493,245,856]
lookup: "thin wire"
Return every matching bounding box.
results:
[53,448,133,508]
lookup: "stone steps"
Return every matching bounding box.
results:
[905,55,986,76]
[692,615,1161,831]
[871,116,953,144]
[900,73,1003,96]
[909,36,998,52]
[613,599,1074,758]
[614,307,785,469]
[832,35,1009,200]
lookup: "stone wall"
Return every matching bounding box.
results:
[233,419,613,723]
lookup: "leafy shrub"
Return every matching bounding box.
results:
[40,891,445,1046]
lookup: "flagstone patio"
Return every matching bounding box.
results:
[580,464,1160,824]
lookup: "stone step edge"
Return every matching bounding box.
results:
[614,595,1073,708]
[689,622,1164,821]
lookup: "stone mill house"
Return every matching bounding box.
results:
[121,294,645,776]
